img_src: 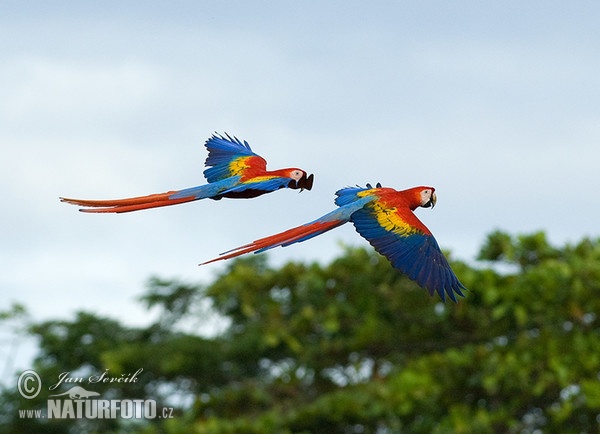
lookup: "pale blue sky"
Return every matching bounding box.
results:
[1,1,599,370]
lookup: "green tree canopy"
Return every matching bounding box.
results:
[2,231,600,433]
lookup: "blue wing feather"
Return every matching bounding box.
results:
[350,207,465,302]
[203,133,266,183]
[334,185,379,207]
[334,183,384,207]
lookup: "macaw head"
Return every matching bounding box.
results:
[419,187,437,208]
[286,169,314,191]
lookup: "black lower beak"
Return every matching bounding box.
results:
[289,173,314,191]
[423,198,435,208]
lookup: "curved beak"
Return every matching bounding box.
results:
[423,192,437,208]
[289,173,314,191]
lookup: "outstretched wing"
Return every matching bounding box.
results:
[203,133,267,183]
[350,196,466,302]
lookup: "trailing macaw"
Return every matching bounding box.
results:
[202,184,466,302]
[60,133,314,213]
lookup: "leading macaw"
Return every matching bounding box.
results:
[60,133,314,213]
[201,184,466,302]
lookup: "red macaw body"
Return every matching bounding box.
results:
[202,184,466,302]
[60,133,314,213]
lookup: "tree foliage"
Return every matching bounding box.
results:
[2,231,600,433]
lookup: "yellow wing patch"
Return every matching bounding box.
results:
[228,156,253,176]
[245,175,278,183]
[228,155,268,178]
[370,201,420,237]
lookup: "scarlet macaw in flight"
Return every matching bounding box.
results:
[202,184,466,302]
[60,133,314,213]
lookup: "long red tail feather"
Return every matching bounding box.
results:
[59,191,195,213]
[200,219,344,265]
